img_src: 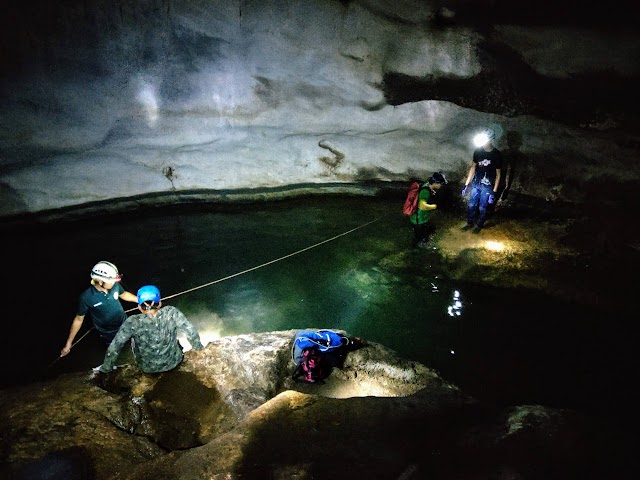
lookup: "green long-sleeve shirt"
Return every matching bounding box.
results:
[100,305,204,374]
[409,185,434,225]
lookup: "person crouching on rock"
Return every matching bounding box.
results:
[98,285,204,374]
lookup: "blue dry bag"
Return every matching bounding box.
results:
[291,329,347,366]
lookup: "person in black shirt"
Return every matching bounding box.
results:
[461,128,502,233]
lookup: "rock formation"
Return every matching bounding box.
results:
[1,330,622,480]
[0,2,636,477]
[0,0,638,216]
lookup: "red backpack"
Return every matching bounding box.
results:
[402,181,422,215]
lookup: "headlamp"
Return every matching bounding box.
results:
[473,132,490,147]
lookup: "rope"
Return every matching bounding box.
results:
[54,215,386,362]
[159,216,383,302]
[48,328,94,368]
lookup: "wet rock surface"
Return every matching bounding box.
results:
[1,329,632,479]
[376,192,638,316]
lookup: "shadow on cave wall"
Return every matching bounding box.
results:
[497,130,527,202]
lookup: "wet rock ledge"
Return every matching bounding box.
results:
[0,331,621,480]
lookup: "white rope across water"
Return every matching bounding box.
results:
[58,215,386,360]
[157,215,384,303]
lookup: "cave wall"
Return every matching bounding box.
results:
[0,0,638,216]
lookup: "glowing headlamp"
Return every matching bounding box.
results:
[473,132,490,147]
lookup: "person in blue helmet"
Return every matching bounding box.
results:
[461,128,503,233]
[61,261,138,357]
[99,285,204,374]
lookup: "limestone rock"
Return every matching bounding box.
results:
[0,0,637,216]
[1,330,620,480]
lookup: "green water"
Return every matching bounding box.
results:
[1,196,632,417]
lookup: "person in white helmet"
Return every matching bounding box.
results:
[461,128,503,233]
[60,261,138,357]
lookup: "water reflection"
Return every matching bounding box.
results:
[447,290,463,317]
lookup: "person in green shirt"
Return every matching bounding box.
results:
[409,172,447,248]
[99,285,204,374]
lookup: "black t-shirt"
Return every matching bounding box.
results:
[472,147,502,187]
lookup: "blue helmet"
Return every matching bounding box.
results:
[137,285,161,305]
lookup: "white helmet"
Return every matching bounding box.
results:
[483,128,495,140]
[91,261,121,283]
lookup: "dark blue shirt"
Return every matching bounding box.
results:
[76,283,127,335]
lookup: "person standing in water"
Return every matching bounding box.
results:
[408,172,448,248]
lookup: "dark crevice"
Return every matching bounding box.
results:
[382,33,639,131]
[438,1,638,29]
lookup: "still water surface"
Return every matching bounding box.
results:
[1,196,632,418]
